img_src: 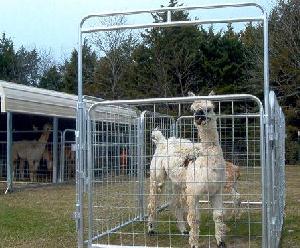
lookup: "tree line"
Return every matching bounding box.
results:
[0,0,299,163]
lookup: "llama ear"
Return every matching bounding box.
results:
[154,126,159,131]
[188,91,195,97]
[209,90,215,96]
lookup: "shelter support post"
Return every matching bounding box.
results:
[5,112,13,194]
[53,117,58,183]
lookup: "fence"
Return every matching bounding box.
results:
[82,95,274,247]
[60,129,77,182]
[76,3,286,248]
[1,129,78,189]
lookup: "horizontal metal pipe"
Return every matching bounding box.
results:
[199,200,262,205]
[80,2,265,26]
[85,216,141,243]
[177,114,260,119]
[92,245,170,248]
[88,94,263,113]
[82,16,263,33]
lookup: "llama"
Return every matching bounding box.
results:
[148,128,241,240]
[147,128,201,235]
[12,123,52,181]
[42,149,53,171]
[186,91,227,248]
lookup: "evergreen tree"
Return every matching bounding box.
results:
[15,46,40,86]
[0,33,17,82]
[39,65,63,91]
[62,40,97,94]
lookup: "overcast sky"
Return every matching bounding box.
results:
[0,0,274,61]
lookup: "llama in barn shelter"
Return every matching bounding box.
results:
[12,123,52,181]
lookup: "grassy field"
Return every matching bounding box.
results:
[0,166,299,248]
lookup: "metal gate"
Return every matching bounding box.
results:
[83,94,270,247]
[76,3,286,248]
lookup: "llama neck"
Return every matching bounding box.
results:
[197,121,220,146]
[39,131,50,143]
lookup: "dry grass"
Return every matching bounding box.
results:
[0,183,76,248]
[0,166,299,247]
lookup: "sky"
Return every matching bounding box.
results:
[0,0,274,62]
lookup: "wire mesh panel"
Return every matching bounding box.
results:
[60,129,76,182]
[7,128,60,184]
[0,139,6,181]
[86,95,268,248]
[269,91,286,247]
[87,106,140,246]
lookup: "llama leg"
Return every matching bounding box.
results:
[19,159,25,179]
[28,160,34,181]
[187,193,200,248]
[147,175,159,235]
[231,187,241,218]
[210,193,226,248]
[172,185,188,234]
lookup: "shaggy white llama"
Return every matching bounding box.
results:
[12,123,52,181]
[147,128,201,235]
[148,128,241,241]
[186,91,227,248]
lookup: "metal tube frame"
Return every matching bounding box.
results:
[77,2,272,247]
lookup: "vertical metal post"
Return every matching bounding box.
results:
[137,113,145,219]
[5,112,13,194]
[87,114,93,247]
[231,102,235,161]
[53,117,58,183]
[76,27,84,248]
[60,131,65,182]
[263,12,271,248]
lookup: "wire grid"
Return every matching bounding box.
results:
[15,130,60,183]
[269,92,286,247]
[87,98,264,248]
[0,130,61,184]
[0,139,6,181]
[61,130,76,182]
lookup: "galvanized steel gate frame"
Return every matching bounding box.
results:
[76,3,286,248]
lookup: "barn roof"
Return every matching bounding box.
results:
[0,81,138,122]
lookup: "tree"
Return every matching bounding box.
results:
[269,0,300,107]
[62,40,97,94]
[0,33,40,86]
[0,33,17,82]
[15,46,40,86]
[39,65,63,91]
[269,0,300,164]
[90,16,137,99]
[131,0,200,98]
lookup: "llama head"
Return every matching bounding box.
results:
[151,127,166,145]
[43,123,52,132]
[189,91,216,127]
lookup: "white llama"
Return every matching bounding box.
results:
[147,128,201,235]
[148,127,240,242]
[186,91,227,248]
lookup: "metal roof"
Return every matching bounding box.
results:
[0,81,138,122]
